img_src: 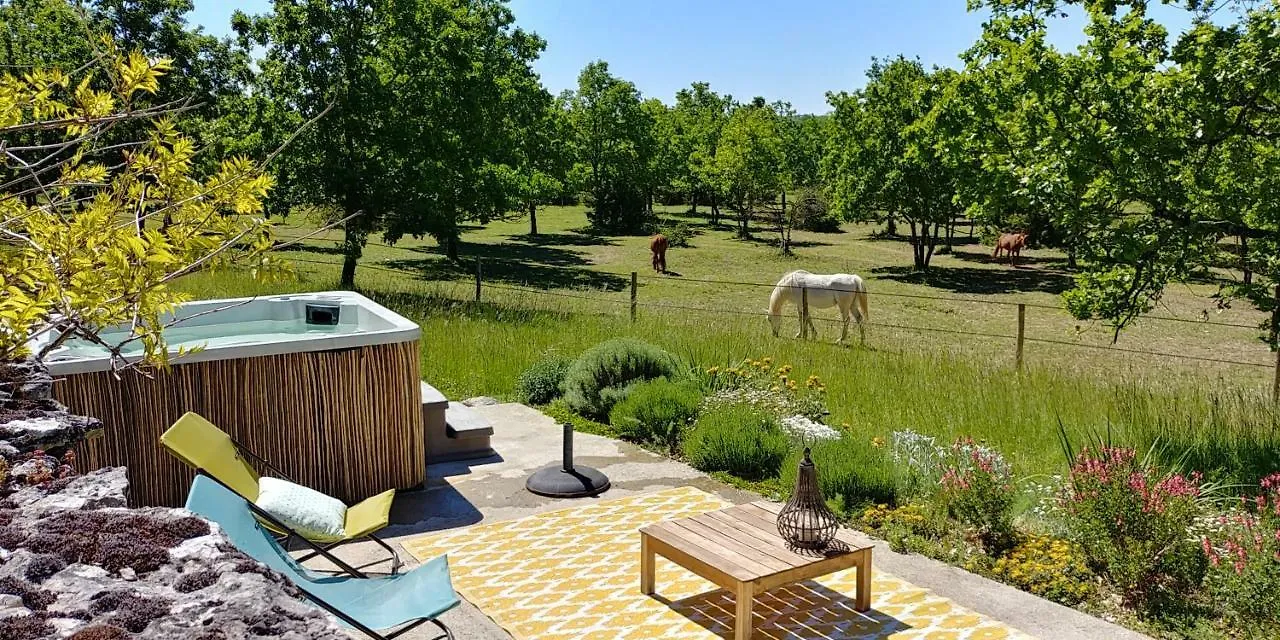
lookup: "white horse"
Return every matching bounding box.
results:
[768,270,869,344]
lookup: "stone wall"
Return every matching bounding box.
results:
[0,361,349,639]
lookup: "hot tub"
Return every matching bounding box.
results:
[38,292,426,507]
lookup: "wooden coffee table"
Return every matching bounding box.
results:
[639,500,873,640]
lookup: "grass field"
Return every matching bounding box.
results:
[176,205,1280,483]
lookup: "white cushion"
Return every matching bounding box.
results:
[255,477,347,542]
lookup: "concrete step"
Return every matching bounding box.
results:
[420,380,448,407]
[446,401,495,439]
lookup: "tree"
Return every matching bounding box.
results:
[825,57,961,270]
[965,0,1280,341]
[672,82,733,223]
[248,0,547,281]
[0,0,256,176]
[0,46,280,369]
[505,92,572,236]
[567,61,656,232]
[715,103,787,242]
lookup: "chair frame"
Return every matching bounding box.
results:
[198,472,453,640]
[222,434,402,576]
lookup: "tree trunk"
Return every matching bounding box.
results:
[529,203,538,236]
[446,234,460,262]
[690,190,698,215]
[1067,246,1078,269]
[710,192,719,226]
[340,223,362,288]
[908,221,922,270]
[887,216,897,237]
[1242,235,1252,285]
[780,191,790,255]
[945,221,955,251]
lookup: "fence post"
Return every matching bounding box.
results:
[630,271,638,323]
[474,258,482,303]
[1273,285,1280,403]
[1016,303,1026,372]
[801,287,810,340]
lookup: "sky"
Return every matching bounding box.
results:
[187,1,1199,115]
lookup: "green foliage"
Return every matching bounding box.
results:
[567,61,656,232]
[248,0,550,278]
[0,50,279,367]
[683,403,789,480]
[1204,475,1280,624]
[657,221,695,248]
[992,536,1095,606]
[824,57,962,270]
[715,103,787,238]
[561,338,679,418]
[672,82,734,224]
[608,378,703,451]
[794,188,841,233]
[779,437,897,514]
[961,0,1280,339]
[1062,446,1207,612]
[514,356,572,405]
[937,438,1018,553]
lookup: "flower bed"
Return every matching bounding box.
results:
[531,341,1280,638]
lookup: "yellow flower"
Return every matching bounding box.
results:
[785,380,797,390]
[841,422,850,428]
[762,357,773,365]
[871,437,885,448]
[706,366,719,374]
[770,385,780,392]
[777,364,792,374]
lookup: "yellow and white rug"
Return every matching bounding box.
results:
[403,486,1035,640]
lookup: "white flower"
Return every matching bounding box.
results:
[780,415,840,442]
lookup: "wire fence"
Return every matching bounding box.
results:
[279,238,1279,393]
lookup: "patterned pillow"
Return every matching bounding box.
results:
[255,477,347,542]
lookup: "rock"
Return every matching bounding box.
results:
[463,396,500,407]
[0,359,101,454]
[10,467,129,513]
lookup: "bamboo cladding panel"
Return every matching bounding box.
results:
[56,340,425,507]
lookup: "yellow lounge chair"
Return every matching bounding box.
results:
[161,412,401,576]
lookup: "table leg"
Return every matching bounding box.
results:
[855,549,872,612]
[735,581,754,640]
[640,534,655,595]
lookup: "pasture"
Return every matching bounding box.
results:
[178,205,1280,482]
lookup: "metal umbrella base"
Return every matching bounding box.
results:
[526,423,611,498]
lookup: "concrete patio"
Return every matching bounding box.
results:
[327,402,1149,640]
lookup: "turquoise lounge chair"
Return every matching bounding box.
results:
[185,475,459,640]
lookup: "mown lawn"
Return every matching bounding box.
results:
[175,205,1280,483]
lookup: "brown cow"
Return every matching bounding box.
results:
[993,232,1028,266]
[649,234,669,273]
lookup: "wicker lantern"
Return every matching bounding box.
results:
[776,447,838,550]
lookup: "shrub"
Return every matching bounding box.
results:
[1203,473,1280,622]
[780,437,896,514]
[937,437,1017,553]
[701,357,828,421]
[608,378,703,451]
[992,535,1094,606]
[794,189,842,233]
[515,356,572,405]
[658,221,695,247]
[562,339,679,418]
[683,403,789,480]
[1061,446,1206,611]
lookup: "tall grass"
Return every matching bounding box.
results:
[176,268,1280,484]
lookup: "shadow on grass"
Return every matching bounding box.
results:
[514,232,617,248]
[948,249,1071,269]
[383,239,629,291]
[361,288,578,325]
[872,264,1074,295]
[734,233,833,249]
[273,241,347,257]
